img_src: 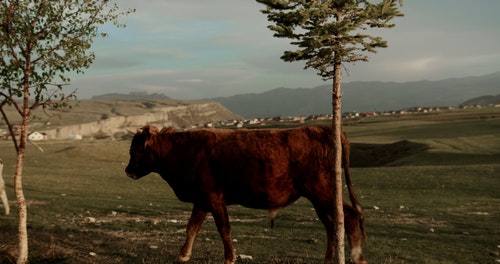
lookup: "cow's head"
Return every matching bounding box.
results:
[125,125,166,179]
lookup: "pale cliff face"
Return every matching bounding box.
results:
[41,102,241,140]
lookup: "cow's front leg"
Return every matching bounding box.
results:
[178,205,207,262]
[210,196,236,264]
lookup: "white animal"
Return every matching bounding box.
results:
[0,159,10,215]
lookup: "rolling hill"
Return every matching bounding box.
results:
[459,94,500,107]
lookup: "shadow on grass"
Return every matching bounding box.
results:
[350,141,429,167]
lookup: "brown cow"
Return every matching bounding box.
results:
[125,125,366,264]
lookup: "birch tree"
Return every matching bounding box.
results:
[256,0,403,263]
[0,1,133,262]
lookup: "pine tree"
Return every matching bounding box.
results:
[256,1,403,263]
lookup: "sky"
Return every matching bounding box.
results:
[71,0,500,100]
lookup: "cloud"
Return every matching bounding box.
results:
[91,56,143,70]
[406,57,441,72]
[176,79,204,84]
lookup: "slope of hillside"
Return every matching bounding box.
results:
[211,72,500,118]
[1,99,241,139]
[459,94,500,107]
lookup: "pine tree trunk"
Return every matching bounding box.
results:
[332,61,345,264]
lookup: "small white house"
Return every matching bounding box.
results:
[67,134,83,140]
[28,131,47,141]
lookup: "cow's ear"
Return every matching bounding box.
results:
[142,125,159,148]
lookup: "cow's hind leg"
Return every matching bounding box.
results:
[344,204,367,264]
[310,198,367,264]
[178,205,207,262]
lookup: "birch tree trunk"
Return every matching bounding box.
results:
[332,61,345,264]
[15,72,31,264]
[15,142,28,264]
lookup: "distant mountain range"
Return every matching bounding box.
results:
[92,91,170,100]
[210,72,500,118]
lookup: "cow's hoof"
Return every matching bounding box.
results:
[224,256,236,264]
[178,254,191,262]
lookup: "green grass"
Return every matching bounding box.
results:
[0,107,499,263]
[356,165,499,263]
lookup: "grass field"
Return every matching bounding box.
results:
[0,107,499,263]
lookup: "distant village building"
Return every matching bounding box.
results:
[247,119,260,125]
[0,129,8,140]
[28,131,46,141]
[343,112,360,118]
[67,134,83,140]
[292,117,305,123]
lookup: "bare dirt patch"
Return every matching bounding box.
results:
[393,213,449,228]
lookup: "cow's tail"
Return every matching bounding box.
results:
[342,134,362,212]
[342,132,366,242]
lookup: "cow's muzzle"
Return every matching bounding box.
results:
[126,172,140,179]
[125,168,140,179]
